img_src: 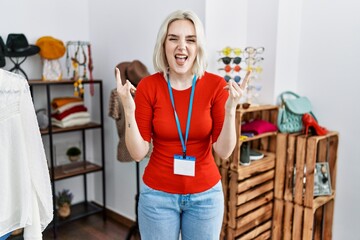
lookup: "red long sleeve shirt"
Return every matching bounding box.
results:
[135,72,228,194]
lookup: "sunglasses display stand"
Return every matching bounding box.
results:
[217,46,265,105]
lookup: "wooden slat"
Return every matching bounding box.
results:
[237,191,274,217]
[303,137,317,208]
[294,136,307,206]
[253,230,271,240]
[274,133,288,199]
[283,201,294,240]
[302,207,314,240]
[237,220,272,240]
[236,155,275,181]
[323,200,335,240]
[237,181,274,205]
[271,198,284,240]
[233,209,273,237]
[313,206,324,240]
[236,202,273,229]
[237,170,275,194]
[292,204,303,240]
[284,133,301,202]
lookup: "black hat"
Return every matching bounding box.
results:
[0,37,5,67]
[5,33,40,58]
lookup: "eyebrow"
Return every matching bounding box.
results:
[167,34,197,39]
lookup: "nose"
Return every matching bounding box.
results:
[178,39,186,51]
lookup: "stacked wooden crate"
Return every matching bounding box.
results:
[223,105,278,240]
[272,132,339,240]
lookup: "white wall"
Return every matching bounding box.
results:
[1,0,359,238]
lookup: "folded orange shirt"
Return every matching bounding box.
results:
[51,97,83,109]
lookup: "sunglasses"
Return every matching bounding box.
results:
[224,75,241,83]
[244,47,265,56]
[218,56,241,65]
[219,47,242,56]
[245,57,264,65]
[218,65,241,73]
[245,65,263,73]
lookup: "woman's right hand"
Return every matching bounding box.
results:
[116,68,137,113]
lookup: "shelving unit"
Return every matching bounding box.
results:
[218,104,278,240]
[28,79,106,238]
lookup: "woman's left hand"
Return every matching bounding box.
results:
[224,80,243,112]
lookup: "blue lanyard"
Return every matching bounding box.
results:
[167,74,197,158]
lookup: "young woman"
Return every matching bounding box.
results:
[116,9,243,240]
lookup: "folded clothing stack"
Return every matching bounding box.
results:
[51,97,90,128]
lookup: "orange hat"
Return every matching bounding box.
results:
[36,36,66,60]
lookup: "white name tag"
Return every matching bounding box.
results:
[174,155,196,177]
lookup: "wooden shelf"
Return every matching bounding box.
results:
[40,122,102,135]
[237,104,278,113]
[49,201,103,227]
[28,79,102,86]
[51,161,102,180]
[240,131,277,142]
[30,79,106,238]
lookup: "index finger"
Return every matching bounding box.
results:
[116,68,123,89]
[240,70,252,90]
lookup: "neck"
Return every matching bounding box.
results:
[168,72,194,90]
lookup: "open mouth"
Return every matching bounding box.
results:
[175,54,188,64]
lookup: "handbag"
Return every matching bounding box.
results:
[277,91,316,133]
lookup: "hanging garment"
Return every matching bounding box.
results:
[0,69,53,239]
[108,89,152,162]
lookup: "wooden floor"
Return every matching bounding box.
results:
[39,213,139,240]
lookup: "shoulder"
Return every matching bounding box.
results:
[139,72,164,84]
[197,71,227,88]
[137,72,164,90]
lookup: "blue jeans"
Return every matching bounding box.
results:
[138,180,224,240]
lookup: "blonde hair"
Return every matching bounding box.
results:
[153,10,207,79]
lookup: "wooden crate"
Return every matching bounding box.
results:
[221,105,278,240]
[230,105,278,172]
[272,132,339,240]
[226,155,275,239]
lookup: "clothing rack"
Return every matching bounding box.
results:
[126,161,141,240]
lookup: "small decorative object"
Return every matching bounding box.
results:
[66,41,95,96]
[66,146,81,162]
[314,162,332,196]
[36,36,66,81]
[36,108,49,130]
[56,189,73,218]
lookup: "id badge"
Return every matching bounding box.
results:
[174,154,196,177]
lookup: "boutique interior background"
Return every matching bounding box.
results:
[1,0,359,239]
